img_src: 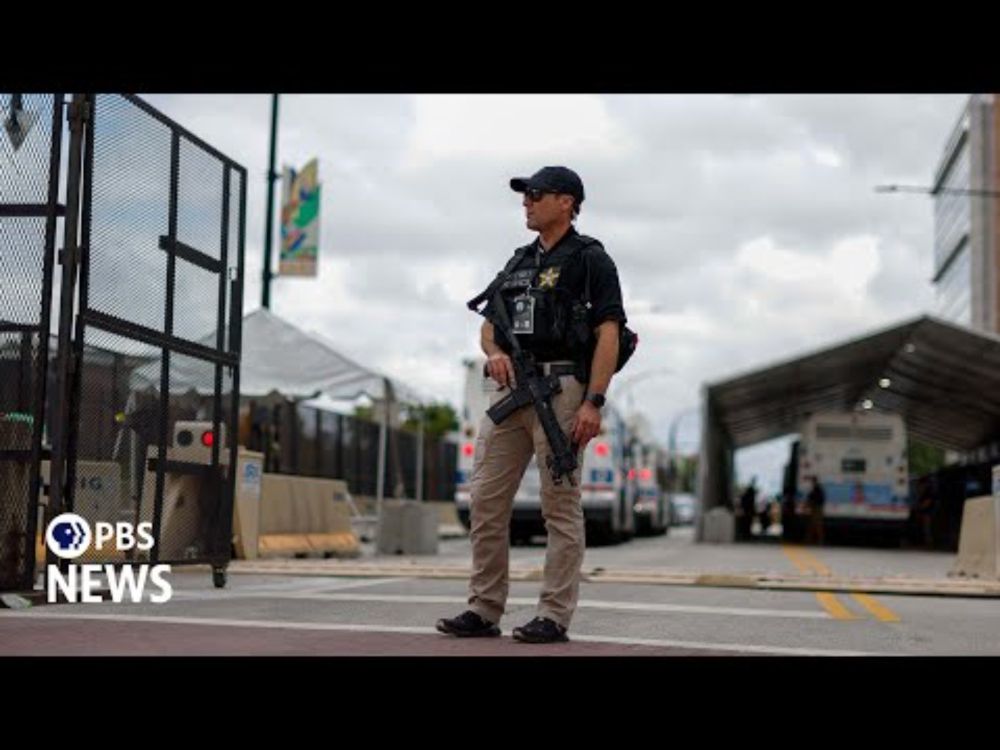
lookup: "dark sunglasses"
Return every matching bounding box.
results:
[524,188,557,203]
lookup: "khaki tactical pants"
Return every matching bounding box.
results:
[467,373,586,629]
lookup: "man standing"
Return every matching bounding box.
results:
[739,477,758,540]
[804,475,826,546]
[436,166,628,643]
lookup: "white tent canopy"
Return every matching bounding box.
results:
[129,308,431,514]
[131,307,426,405]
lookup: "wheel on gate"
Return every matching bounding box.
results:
[213,567,227,589]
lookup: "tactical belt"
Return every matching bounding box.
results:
[481,360,577,378]
[538,361,577,377]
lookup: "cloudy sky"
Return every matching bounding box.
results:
[142,94,968,493]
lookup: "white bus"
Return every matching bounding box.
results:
[455,358,635,545]
[791,410,909,534]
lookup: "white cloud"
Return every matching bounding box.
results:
[403,95,633,169]
[735,234,880,298]
[812,146,843,168]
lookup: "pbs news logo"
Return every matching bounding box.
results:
[45,513,172,604]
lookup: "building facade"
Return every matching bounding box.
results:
[932,94,1000,333]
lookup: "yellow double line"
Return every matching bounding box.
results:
[782,545,900,623]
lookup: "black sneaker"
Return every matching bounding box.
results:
[435,610,501,638]
[512,616,569,643]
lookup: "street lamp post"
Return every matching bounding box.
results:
[875,184,1000,198]
[876,181,1000,332]
[262,94,280,310]
[614,367,676,417]
[668,406,699,455]
[613,368,678,495]
[668,406,699,491]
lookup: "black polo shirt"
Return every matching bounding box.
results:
[486,226,626,361]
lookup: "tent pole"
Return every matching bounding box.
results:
[416,406,424,502]
[374,377,389,554]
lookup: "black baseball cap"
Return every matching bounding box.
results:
[510,166,585,204]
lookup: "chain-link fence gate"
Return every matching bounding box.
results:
[0,93,246,593]
[0,94,63,592]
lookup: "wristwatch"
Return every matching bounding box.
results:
[585,392,606,408]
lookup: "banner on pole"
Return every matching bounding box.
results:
[279,158,321,277]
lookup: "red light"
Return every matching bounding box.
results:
[628,469,636,480]
[463,443,475,457]
[595,442,609,457]
[640,468,652,481]
[201,430,214,447]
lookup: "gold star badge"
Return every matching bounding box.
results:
[537,267,560,289]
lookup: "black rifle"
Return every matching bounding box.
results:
[480,288,580,486]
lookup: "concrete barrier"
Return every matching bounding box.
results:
[137,445,220,561]
[355,497,465,539]
[376,500,439,555]
[701,507,735,544]
[258,474,360,559]
[231,451,263,560]
[428,501,467,538]
[950,491,1000,581]
[39,459,131,563]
